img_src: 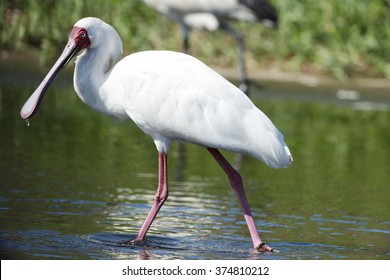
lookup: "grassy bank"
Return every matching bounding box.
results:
[1,0,389,79]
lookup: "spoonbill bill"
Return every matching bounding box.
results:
[142,0,278,93]
[20,17,292,252]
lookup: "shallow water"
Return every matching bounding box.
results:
[0,69,389,259]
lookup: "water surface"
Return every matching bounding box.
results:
[0,65,389,259]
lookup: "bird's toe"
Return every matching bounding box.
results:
[256,242,275,252]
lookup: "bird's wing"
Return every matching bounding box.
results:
[113,50,291,167]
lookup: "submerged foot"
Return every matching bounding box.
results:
[120,239,148,246]
[256,243,275,252]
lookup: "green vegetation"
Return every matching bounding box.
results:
[1,0,389,79]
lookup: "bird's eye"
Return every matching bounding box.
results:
[80,31,87,38]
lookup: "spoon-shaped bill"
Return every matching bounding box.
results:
[20,40,78,119]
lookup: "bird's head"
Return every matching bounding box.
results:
[20,17,122,120]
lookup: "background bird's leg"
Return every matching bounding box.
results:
[207,148,273,252]
[181,24,191,54]
[220,22,249,95]
[183,34,190,54]
[134,152,169,242]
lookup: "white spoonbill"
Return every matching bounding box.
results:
[142,0,278,93]
[20,17,292,252]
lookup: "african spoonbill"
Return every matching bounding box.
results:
[20,17,292,252]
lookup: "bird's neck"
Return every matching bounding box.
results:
[74,46,128,120]
[73,48,106,107]
[73,47,128,119]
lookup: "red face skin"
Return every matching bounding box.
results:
[70,27,91,50]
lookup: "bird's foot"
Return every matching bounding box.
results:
[121,238,147,246]
[256,243,275,252]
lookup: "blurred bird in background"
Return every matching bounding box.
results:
[142,0,278,94]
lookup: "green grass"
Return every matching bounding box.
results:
[1,0,389,79]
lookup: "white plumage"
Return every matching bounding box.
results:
[21,17,292,251]
[110,51,291,167]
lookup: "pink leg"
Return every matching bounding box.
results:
[207,148,273,252]
[132,152,168,243]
